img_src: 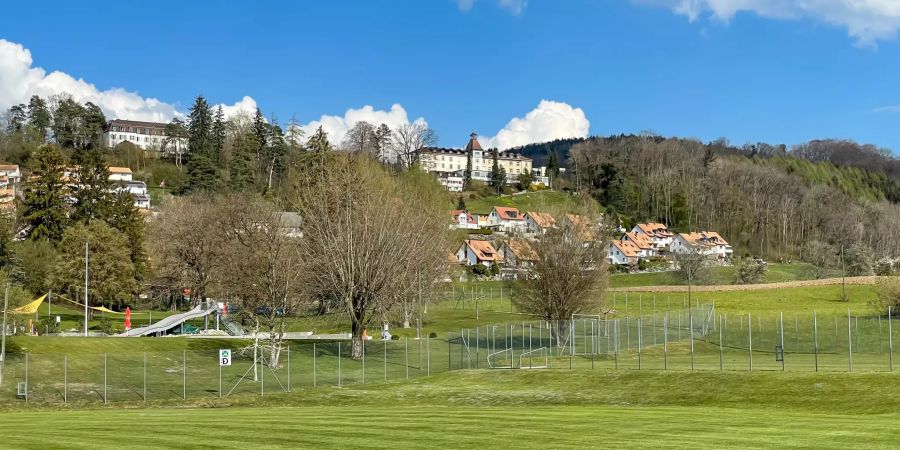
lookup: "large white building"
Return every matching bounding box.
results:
[418,133,533,188]
[103,119,188,154]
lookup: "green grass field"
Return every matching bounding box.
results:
[1,281,898,448]
[609,263,842,288]
[465,190,586,215]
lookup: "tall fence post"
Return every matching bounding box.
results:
[664,313,668,371]
[219,354,222,398]
[848,309,853,373]
[748,314,753,372]
[182,350,186,400]
[637,318,642,370]
[718,315,724,371]
[383,340,387,382]
[104,352,108,404]
[64,353,68,404]
[338,342,342,387]
[405,337,409,380]
[889,306,894,373]
[287,345,292,392]
[813,311,819,372]
[313,342,317,388]
[780,312,785,371]
[143,352,147,401]
[24,353,28,404]
[689,315,694,372]
[426,335,430,376]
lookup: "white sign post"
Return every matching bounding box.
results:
[218,349,231,398]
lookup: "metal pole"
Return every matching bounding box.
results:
[476,327,480,369]
[84,243,89,337]
[780,312,785,371]
[637,318,642,370]
[143,352,147,401]
[405,337,409,380]
[719,315,723,371]
[219,358,222,398]
[64,354,68,404]
[664,313,668,370]
[287,346,292,392]
[183,350,186,400]
[313,342,317,388]
[748,314,753,372]
[689,315,694,372]
[384,340,387,381]
[889,306,894,373]
[0,284,8,385]
[362,340,365,384]
[104,352,107,404]
[848,309,853,373]
[814,311,819,372]
[24,353,28,404]
[338,342,342,387]
[426,335,430,376]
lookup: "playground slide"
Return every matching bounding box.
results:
[119,302,219,337]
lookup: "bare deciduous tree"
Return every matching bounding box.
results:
[391,122,437,167]
[513,209,609,347]
[294,154,449,359]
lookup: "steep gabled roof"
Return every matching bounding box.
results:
[678,231,730,248]
[493,206,523,221]
[451,209,477,225]
[525,211,556,230]
[622,232,653,250]
[504,239,539,262]
[611,240,640,258]
[464,240,502,262]
[636,222,673,238]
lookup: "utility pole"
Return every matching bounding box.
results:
[84,242,89,337]
[0,284,8,385]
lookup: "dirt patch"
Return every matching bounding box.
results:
[609,276,881,293]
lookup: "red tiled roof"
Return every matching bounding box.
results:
[678,231,730,248]
[611,240,640,258]
[465,132,483,151]
[493,206,523,221]
[504,239,539,262]
[623,232,653,250]
[636,222,673,238]
[465,240,502,262]
[526,211,556,229]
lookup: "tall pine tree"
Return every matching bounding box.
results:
[71,146,113,223]
[230,131,259,191]
[23,145,69,243]
[184,96,220,193]
[489,148,506,191]
[211,106,226,165]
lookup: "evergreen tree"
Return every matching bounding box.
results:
[51,95,84,149]
[23,145,69,243]
[26,95,51,141]
[54,220,136,309]
[182,154,221,194]
[5,104,27,133]
[187,95,213,158]
[71,146,113,223]
[456,196,466,210]
[463,149,473,189]
[547,151,560,178]
[490,148,506,190]
[306,126,332,153]
[211,106,226,164]
[105,191,147,280]
[230,131,259,191]
[80,102,106,149]
[373,123,392,160]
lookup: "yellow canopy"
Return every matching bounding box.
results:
[91,306,125,315]
[11,294,47,315]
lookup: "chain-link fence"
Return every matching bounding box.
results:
[447,305,900,373]
[0,337,450,405]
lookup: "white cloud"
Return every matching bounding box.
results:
[482,100,590,150]
[296,104,427,146]
[456,0,527,15]
[0,39,256,123]
[640,0,900,45]
[873,105,900,113]
[213,96,259,120]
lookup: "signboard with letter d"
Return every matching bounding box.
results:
[219,349,232,366]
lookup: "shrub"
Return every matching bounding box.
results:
[736,258,768,284]
[871,277,900,316]
[490,261,500,276]
[637,259,649,271]
[844,244,874,276]
[38,317,60,335]
[428,332,438,338]
[98,318,114,335]
[875,258,896,276]
[470,264,489,276]
[390,334,400,340]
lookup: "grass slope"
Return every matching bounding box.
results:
[464,190,586,215]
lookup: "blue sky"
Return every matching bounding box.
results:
[2,0,900,150]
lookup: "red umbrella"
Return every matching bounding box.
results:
[124,307,132,331]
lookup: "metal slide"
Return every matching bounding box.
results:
[119,302,219,337]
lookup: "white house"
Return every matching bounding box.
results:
[670,231,733,261]
[104,119,188,154]
[524,211,556,234]
[450,210,479,230]
[439,174,464,192]
[109,167,133,182]
[417,133,534,188]
[0,165,21,189]
[456,240,503,266]
[608,240,640,266]
[488,206,527,232]
[631,223,674,251]
[621,232,655,258]
[499,239,539,269]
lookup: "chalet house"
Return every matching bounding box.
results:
[456,240,503,266]
[0,165,21,188]
[608,240,640,266]
[108,167,133,182]
[488,206,527,232]
[621,232,655,258]
[499,239,539,269]
[670,231,733,261]
[631,223,674,251]
[450,210,479,230]
[524,211,556,234]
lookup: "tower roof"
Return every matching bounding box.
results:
[465,132,483,151]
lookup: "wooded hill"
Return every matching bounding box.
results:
[511,135,900,263]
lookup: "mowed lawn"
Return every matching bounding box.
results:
[1,405,897,449]
[2,370,900,448]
